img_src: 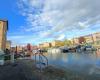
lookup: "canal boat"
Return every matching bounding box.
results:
[61,48,69,53]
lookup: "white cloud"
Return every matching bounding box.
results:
[56,34,66,40]
[41,0,100,32]
[41,31,51,37]
[16,0,100,44]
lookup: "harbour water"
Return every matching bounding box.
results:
[32,49,100,75]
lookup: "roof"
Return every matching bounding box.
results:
[0,19,8,30]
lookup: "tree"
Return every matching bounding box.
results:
[63,40,72,47]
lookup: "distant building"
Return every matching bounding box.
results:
[73,38,79,45]
[92,32,100,48]
[6,40,11,50]
[78,37,85,44]
[84,34,93,43]
[0,20,8,51]
[73,32,100,46]
[42,42,51,48]
[51,40,64,47]
[92,32,100,42]
[16,46,23,53]
[39,44,44,48]
[72,34,95,45]
[70,39,74,46]
[32,45,38,50]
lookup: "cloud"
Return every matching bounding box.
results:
[40,31,51,37]
[56,34,66,40]
[16,0,100,44]
[41,0,100,31]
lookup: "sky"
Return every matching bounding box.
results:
[0,0,100,46]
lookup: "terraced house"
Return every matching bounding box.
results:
[0,20,8,51]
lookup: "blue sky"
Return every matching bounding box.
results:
[0,0,100,46]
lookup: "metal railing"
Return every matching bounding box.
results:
[34,51,48,72]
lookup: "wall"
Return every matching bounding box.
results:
[0,21,7,50]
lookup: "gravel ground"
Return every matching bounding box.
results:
[0,59,100,80]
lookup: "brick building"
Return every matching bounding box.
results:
[0,20,8,51]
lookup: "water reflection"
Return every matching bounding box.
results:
[32,50,100,75]
[45,50,100,75]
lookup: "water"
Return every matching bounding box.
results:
[32,49,100,75]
